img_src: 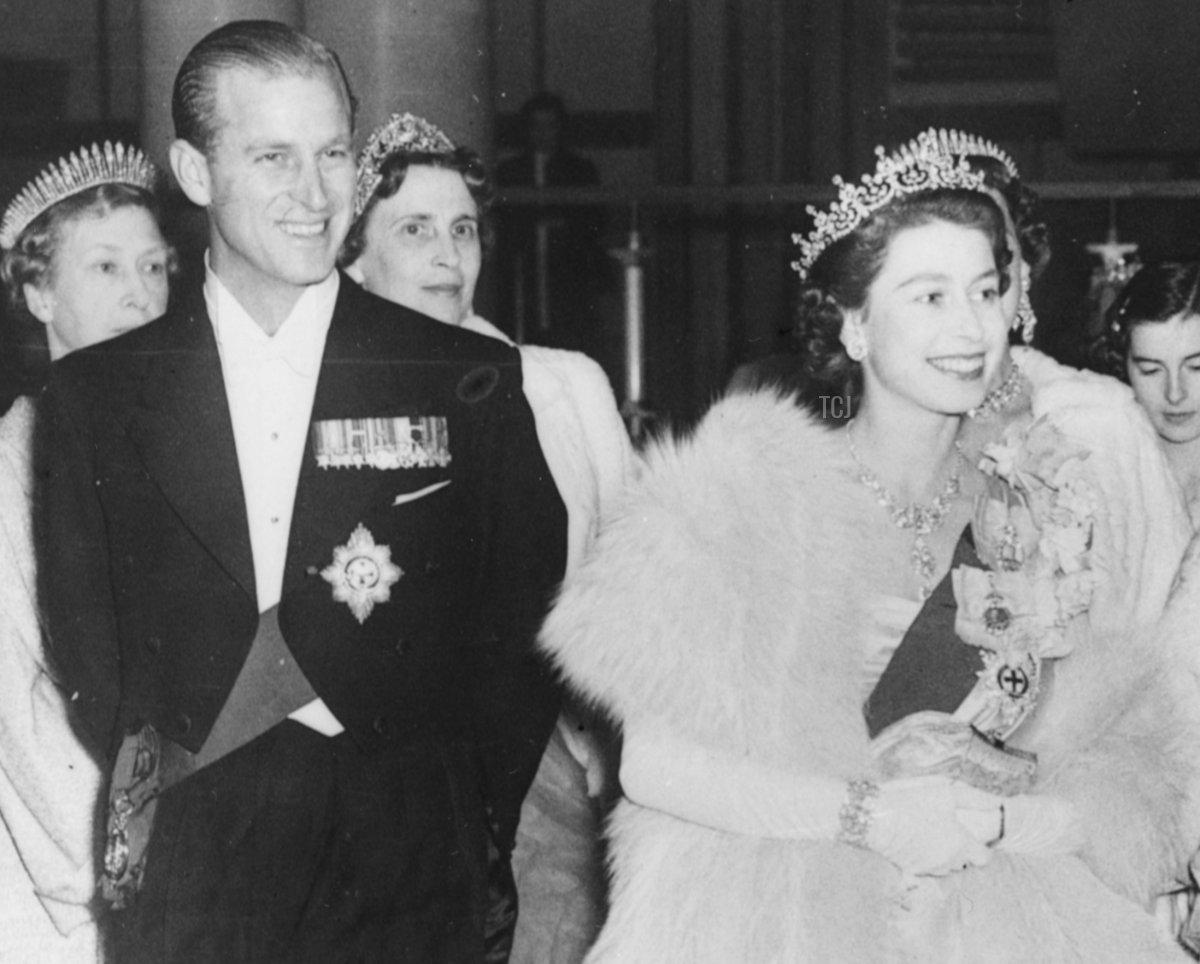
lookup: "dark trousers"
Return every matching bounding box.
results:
[106,722,489,963]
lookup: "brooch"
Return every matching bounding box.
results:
[321,524,403,623]
[312,416,451,470]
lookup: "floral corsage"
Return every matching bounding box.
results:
[952,415,1099,739]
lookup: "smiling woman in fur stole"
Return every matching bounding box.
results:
[540,130,1200,963]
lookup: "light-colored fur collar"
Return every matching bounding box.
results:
[544,391,886,777]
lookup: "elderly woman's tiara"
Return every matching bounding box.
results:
[791,128,1005,282]
[354,113,457,217]
[0,141,158,250]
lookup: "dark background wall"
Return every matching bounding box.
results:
[2,0,1198,421]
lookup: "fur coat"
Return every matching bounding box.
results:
[540,369,1197,963]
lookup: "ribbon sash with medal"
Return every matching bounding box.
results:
[863,527,1039,796]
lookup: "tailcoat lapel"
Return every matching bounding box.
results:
[125,292,256,602]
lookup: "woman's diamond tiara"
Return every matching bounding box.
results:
[1,141,158,250]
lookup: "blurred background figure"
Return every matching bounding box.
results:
[0,140,170,963]
[493,93,615,371]
[499,93,599,191]
[342,111,633,964]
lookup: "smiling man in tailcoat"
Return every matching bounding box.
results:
[35,20,565,963]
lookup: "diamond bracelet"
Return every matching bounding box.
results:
[837,779,880,848]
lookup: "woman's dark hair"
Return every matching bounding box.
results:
[965,155,1051,281]
[0,182,166,317]
[1090,260,1200,381]
[795,189,1011,420]
[338,147,494,268]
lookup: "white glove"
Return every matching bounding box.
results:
[621,720,1004,880]
[867,775,1003,877]
[994,794,1083,856]
[619,720,846,839]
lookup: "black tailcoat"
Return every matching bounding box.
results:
[36,276,567,962]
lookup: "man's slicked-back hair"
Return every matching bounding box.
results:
[172,19,357,156]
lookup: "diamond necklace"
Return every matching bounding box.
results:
[966,362,1023,420]
[845,420,965,601]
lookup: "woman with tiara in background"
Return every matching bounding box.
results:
[340,112,633,964]
[0,142,171,962]
[540,130,1197,962]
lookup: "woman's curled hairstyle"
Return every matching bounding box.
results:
[966,155,1051,280]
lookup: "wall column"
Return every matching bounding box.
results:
[139,0,302,168]
[303,0,494,159]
